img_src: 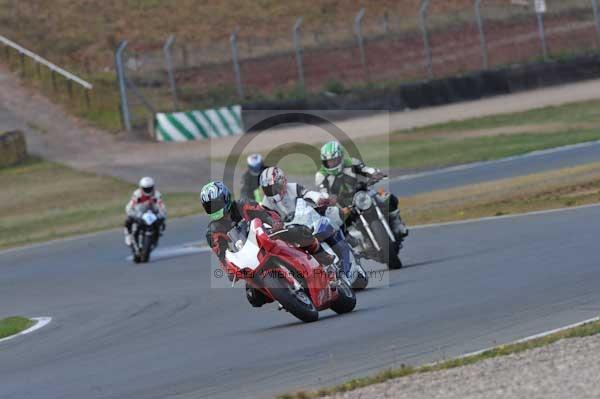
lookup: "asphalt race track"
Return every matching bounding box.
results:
[390,141,600,196]
[2,200,600,398]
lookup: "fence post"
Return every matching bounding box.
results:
[115,41,132,132]
[354,8,369,81]
[230,27,245,99]
[419,0,433,79]
[163,34,179,111]
[19,52,25,76]
[383,11,390,34]
[474,0,489,69]
[535,5,549,61]
[293,17,305,90]
[592,0,600,49]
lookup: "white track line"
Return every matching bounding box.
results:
[411,203,600,230]
[0,317,52,344]
[451,316,600,361]
[388,140,600,184]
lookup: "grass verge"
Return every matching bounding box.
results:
[277,319,600,399]
[401,161,600,226]
[264,99,600,175]
[0,157,202,250]
[0,316,34,340]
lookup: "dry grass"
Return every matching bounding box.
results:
[0,157,201,249]
[0,0,485,69]
[402,162,600,226]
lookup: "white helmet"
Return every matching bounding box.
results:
[139,176,155,196]
[259,166,287,202]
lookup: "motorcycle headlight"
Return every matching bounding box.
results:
[353,191,372,211]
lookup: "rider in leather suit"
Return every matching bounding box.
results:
[315,141,408,241]
[259,166,356,281]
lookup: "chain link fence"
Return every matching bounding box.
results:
[115,0,600,131]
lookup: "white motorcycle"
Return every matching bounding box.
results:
[290,199,369,290]
[131,210,161,263]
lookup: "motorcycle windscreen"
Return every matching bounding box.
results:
[225,223,261,270]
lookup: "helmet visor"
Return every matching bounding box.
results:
[262,182,284,198]
[142,186,154,195]
[209,208,225,221]
[204,197,226,218]
[324,157,342,169]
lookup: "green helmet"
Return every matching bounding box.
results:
[320,140,345,175]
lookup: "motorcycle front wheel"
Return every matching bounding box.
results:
[263,271,318,323]
[370,220,403,269]
[140,233,152,263]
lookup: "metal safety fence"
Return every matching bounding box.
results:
[112,0,600,131]
[1,35,93,108]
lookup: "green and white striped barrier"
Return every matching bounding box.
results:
[155,105,244,142]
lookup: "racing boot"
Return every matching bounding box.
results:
[388,209,409,241]
[124,228,133,247]
[325,230,354,284]
[246,284,267,307]
[312,246,337,271]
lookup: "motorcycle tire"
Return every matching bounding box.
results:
[370,220,403,269]
[330,278,356,315]
[140,234,152,263]
[263,271,318,323]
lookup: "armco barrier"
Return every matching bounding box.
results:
[0,131,27,167]
[155,106,243,142]
[241,53,600,131]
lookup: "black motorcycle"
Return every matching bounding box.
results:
[344,179,404,269]
[131,210,161,263]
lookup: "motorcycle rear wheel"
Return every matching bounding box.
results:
[330,279,356,314]
[263,272,318,323]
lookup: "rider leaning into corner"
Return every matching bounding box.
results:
[316,140,409,242]
[124,177,167,246]
[201,181,335,307]
[240,153,267,201]
[258,166,357,283]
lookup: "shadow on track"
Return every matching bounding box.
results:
[249,307,381,333]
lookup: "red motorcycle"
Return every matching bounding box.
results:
[223,218,356,322]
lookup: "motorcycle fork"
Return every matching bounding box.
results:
[358,210,381,252]
[374,205,396,243]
